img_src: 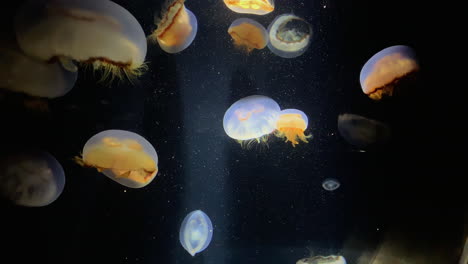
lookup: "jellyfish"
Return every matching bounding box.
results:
[296,255,347,264]
[75,130,158,188]
[14,0,147,81]
[228,18,268,53]
[337,113,391,149]
[360,45,419,100]
[149,0,198,54]
[275,109,311,147]
[322,178,340,191]
[0,150,65,207]
[223,95,281,144]
[0,38,77,98]
[179,210,213,256]
[223,0,274,15]
[267,14,312,58]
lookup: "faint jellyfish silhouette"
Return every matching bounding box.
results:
[223,95,281,146]
[149,0,198,53]
[75,130,158,188]
[14,0,147,81]
[322,178,340,191]
[0,150,65,207]
[228,18,268,53]
[223,0,274,15]
[360,45,419,100]
[297,255,347,264]
[275,109,311,147]
[179,210,213,256]
[267,14,312,58]
[337,113,391,149]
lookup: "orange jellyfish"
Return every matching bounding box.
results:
[228,18,268,53]
[149,0,198,53]
[223,0,274,15]
[275,109,311,147]
[360,45,419,100]
[14,0,147,81]
[75,130,158,188]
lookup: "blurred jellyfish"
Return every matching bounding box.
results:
[223,95,280,144]
[223,0,274,15]
[75,130,158,188]
[275,109,311,147]
[360,45,419,100]
[14,0,147,81]
[228,18,268,53]
[0,39,76,98]
[179,210,213,256]
[297,255,347,264]
[338,113,391,149]
[0,150,65,207]
[267,14,312,58]
[149,0,198,53]
[322,178,340,191]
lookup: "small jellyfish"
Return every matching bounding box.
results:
[149,0,198,54]
[223,95,281,143]
[223,0,274,15]
[75,130,158,188]
[322,178,340,191]
[0,150,65,207]
[297,255,347,264]
[228,18,268,53]
[360,45,419,100]
[267,14,312,58]
[179,210,213,256]
[275,109,311,147]
[14,0,147,81]
[337,113,391,149]
[0,38,77,98]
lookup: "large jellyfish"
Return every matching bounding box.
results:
[14,0,147,81]
[75,130,158,188]
[296,255,347,264]
[149,0,198,54]
[0,150,65,207]
[223,95,281,143]
[337,113,391,149]
[179,210,213,256]
[223,0,275,15]
[267,14,312,58]
[228,18,268,53]
[0,38,76,98]
[275,109,311,147]
[360,45,419,100]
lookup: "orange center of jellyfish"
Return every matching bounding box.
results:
[154,0,193,47]
[234,106,265,121]
[224,0,274,12]
[228,22,268,52]
[276,113,309,147]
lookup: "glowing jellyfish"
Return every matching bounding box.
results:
[228,18,268,53]
[337,113,391,149]
[14,0,147,80]
[267,14,312,58]
[296,255,347,264]
[149,0,198,54]
[223,95,281,142]
[179,210,213,256]
[360,45,419,100]
[75,130,158,188]
[275,109,311,147]
[0,151,65,207]
[223,0,274,15]
[322,178,340,191]
[0,39,76,98]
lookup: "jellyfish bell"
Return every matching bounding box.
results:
[275,109,311,147]
[267,14,312,58]
[228,18,268,53]
[223,0,275,15]
[75,129,158,188]
[149,0,198,54]
[360,45,419,101]
[296,255,346,264]
[322,178,340,191]
[14,0,147,81]
[223,95,281,144]
[337,113,391,149]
